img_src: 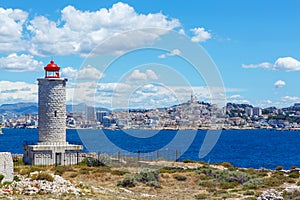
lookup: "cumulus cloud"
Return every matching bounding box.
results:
[0,81,37,104]
[0,8,28,52]
[0,53,43,72]
[190,27,211,42]
[127,69,158,82]
[158,49,181,59]
[26,2,181,56]
[242,57,300,71]
[274,80,286,88]
[61,65,104,80]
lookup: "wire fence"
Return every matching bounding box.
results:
[12,149,183,166]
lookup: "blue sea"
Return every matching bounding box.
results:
[0,128,299,169]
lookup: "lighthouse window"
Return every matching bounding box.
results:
[54,111,57,117]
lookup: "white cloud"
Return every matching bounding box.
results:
[241,62,272,69]
[0,81,37,104]
[127,69,158,82]
[61,65,104,80]
[280,96,300,102]
[0,53,43,72]
[190,27,211,43]
[158,49,181,59]
[274,80,286,88]
[0,8,28,52]
[26,2,181,56]
[178,29,185,35]
[242,57,300,71]
[229,94,243,99]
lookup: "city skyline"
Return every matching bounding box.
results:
[0,0,300,109]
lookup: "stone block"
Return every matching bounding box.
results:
[0,152,14,183]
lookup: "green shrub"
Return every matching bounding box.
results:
[219,181,239,189]
[183,158,195,163]
[160,167,184,173]
[2,181,12,186]
[117,174,136,187]
[98,154,112,166]
[198,180,217,188]
[194,193,209,200]
[135,168,159,184]
[243,178,265,190]
[93,166,111,173]
[173,174,187,181]
[13,158,25,166]
[263,177,284,187]
[215,170,250,184]
[146,180,161,188]
[79,168,90,175]
[53,165,74,176]
[283,189,300,199]
[69,173,78,178]
[85,157,102,167]
[288,172,300,179]
[0,174,4,183]
[217,162,234,169]
[111,169,128,176]
[13,176,21,182]
[31,172,54,182]
[297,181,300,186]
[244,190,255,195]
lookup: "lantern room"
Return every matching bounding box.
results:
[44,60,60,78]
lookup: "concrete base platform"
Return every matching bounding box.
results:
[23,143,83,165]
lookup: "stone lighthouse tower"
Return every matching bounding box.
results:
[23,60,82,165]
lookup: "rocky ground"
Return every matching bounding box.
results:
[1,158,300,199]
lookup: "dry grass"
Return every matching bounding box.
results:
[7,159,300,199]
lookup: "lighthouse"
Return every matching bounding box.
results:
[23,60,82,165]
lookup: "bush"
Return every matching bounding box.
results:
[135,168,159,184]
[194,193,209,200]
[217,162,234,169]
[198,180,217,188]
[13,176,21,182]
[111,169,128,176]
[290,166,298,170]
[79,168,90,175]
[244,190,255,195]
[117,174,136,187]
[219,181,239,189]
[243,178,265,190]
[275,166,283,171]
[31,172,54,182]
[98,154,112,166]
[289,172,300,179]
[53,165,74,176]
[0,174,4,183]
[215,170,250,184]
[173,174,187,181]
[146,180,161,188]
[182,158,195,163]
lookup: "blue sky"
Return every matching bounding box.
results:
[0,0,299,109]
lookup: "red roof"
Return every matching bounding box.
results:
[44,60,60,71]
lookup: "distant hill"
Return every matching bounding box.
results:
[0,102,110,115]
[0,103,38,115]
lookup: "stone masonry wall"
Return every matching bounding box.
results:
[38,78,67,144]
[0,152,14,183]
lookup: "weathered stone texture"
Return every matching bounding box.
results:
[0,152,14,183]
[38,78,67,144]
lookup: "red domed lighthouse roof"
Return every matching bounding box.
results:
[44,60,60,71]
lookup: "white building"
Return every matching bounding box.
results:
[253,107,262,116]
[245,107,253,117]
